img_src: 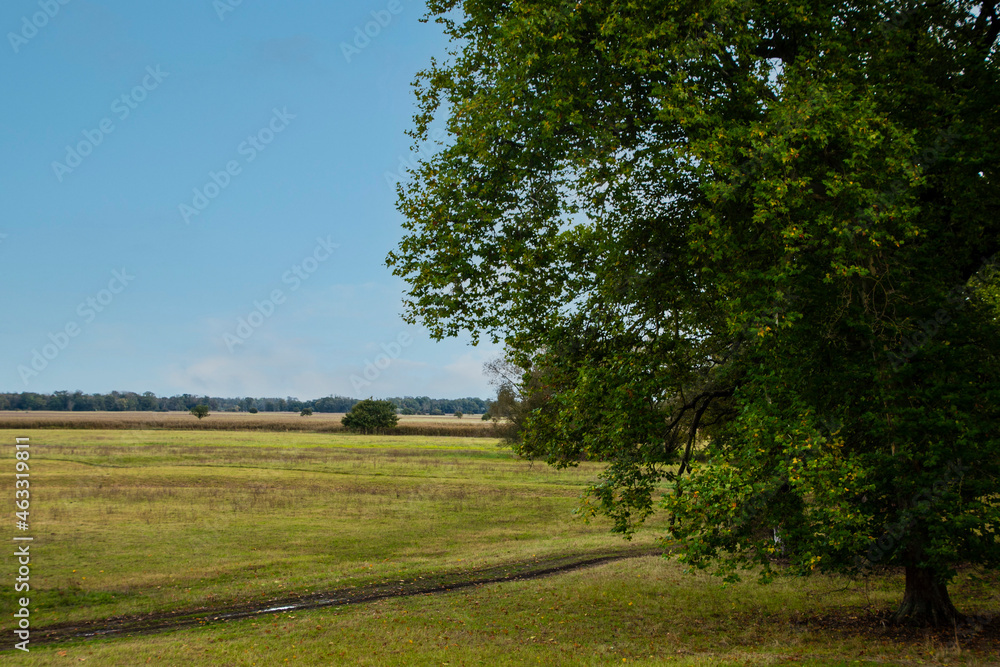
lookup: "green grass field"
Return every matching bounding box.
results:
[2,428,998,665]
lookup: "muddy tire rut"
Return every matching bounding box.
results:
[30,547,664,646]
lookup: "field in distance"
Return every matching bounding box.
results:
[0,410,495,436]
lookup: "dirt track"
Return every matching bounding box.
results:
[29,547,664,646]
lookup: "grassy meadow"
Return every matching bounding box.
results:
[1,423,998,664]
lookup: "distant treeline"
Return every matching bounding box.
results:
[0,391,489,415]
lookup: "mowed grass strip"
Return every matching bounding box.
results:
[11,556,1000,665]
[0,429,662,628]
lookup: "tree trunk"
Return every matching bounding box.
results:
[890,565,963,626]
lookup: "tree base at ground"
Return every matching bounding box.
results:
[890,566,963,627]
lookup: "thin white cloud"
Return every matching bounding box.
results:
[164,344,330,398]
[163,342,500,400]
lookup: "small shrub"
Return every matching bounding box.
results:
[190,405,210,419]
[300,408,313,416]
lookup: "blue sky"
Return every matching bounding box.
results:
[0,0,500,400]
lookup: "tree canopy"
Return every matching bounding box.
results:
[388,0,1000,624]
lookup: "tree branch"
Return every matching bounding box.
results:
[676,395,714,478]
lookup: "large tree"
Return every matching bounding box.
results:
[388,0,1000,625]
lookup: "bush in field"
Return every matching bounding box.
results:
[190,404,210,419]
[341,399,398,433]
[300,408,313,416]
[248,407,258,414]
[454,410,463,419]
